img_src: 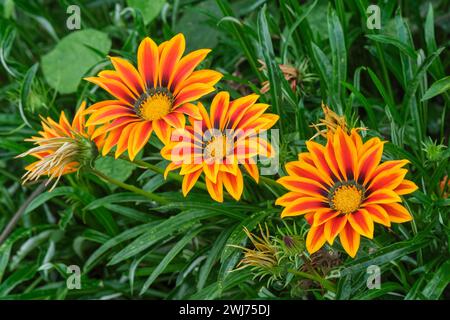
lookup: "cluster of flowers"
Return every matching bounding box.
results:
[18,34,417,258]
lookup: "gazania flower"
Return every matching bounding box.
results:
[161,91,279,202]
[17,102,103,190]
[276,127,418,257]
[84,33,222,160]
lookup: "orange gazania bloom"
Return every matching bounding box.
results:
[85,34,222,160]
[17,102,103,190]
[276,127,418,257]
[161,91,279,202]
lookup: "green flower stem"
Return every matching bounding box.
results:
[288,269,336,293]
[89,168,169,204]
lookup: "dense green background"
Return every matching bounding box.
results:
[0,0,448,299]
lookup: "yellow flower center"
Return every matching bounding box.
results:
[329,183,364,214]
[136,88,173,121]
[204,135,234,161]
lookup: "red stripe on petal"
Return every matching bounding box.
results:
[169,49,210,91]
[173,83,215,108]
[280,197,326,218]
[394,179,418,195]
[313,209,340,226]
[86,106,136,126]
[364,189,401,205]
[110,57,145,95]
[137,37,159,88]
[306,224,326,254]
[182,169,202,196]
[205,173,223,202]
[223,170,244,201]
[163,112,186,129]
[85,77,136,106]
[324,215,348,245]
[159,34,185,87]
[130,121,153,160]
[348,209,374,238]
[174,70,222,96]
[363,205,390,227]
[381,203,413,223]
[210,92,230,129]
[153,119,172,145]
[339,223,360,258]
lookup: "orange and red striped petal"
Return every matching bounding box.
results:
[223,170,244,201]
[210,91,230,129]
[173,103,202,120]
[364,188,401,205]
[243,162,259,183]
[163,112,186,129]
[394,179,418,195]
[368,168,407,191]
[280,197,326,218]
[153,119,172,145]
[358,139,384,184]
[137,37,159,88]
[86,106,136,126]
[363,205,391,227]
[85,77,136,106]
[203,162,219,184]
[333,127,358,180]
[339,223,360,258]
[174,70,222,96]
[306,224,326,255]
[182,169,203,196]
[110,56,145,96]
[206,173,223,202]
[115,123,137,158]
[381,203,413,223]
[348,209,374,239]
[313,208,340,226]
[324,215,348,245]
[169,49,211,91]
[275,191,302,206]
[159,33,185,87]
[305,141,334,186]
[277,176,327,199]
[227,94,259,129]
[173,83,215,108]
[128,121,153,160]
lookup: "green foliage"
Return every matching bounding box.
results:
[0,0,448,300]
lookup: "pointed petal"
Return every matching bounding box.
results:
[313,208,340,226]
[280,197,326,218]
[348,209,374,239]
[153,119,172,145]
[223,170,244,201]
[110,56,145,95]
[339,223,360,258]
[394,179,418,195]
[324,215,348,245]
[205,174,223,202]
[159,33,185,87]
[210,91,230,129]
[381,203,413,223]
[169,49,211,91]
[363,205,391,227]
[137,37,159,88]
[306,224,326,255]
[174,70,222,96]
[182,169,202,196]
[364,189,402,205]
